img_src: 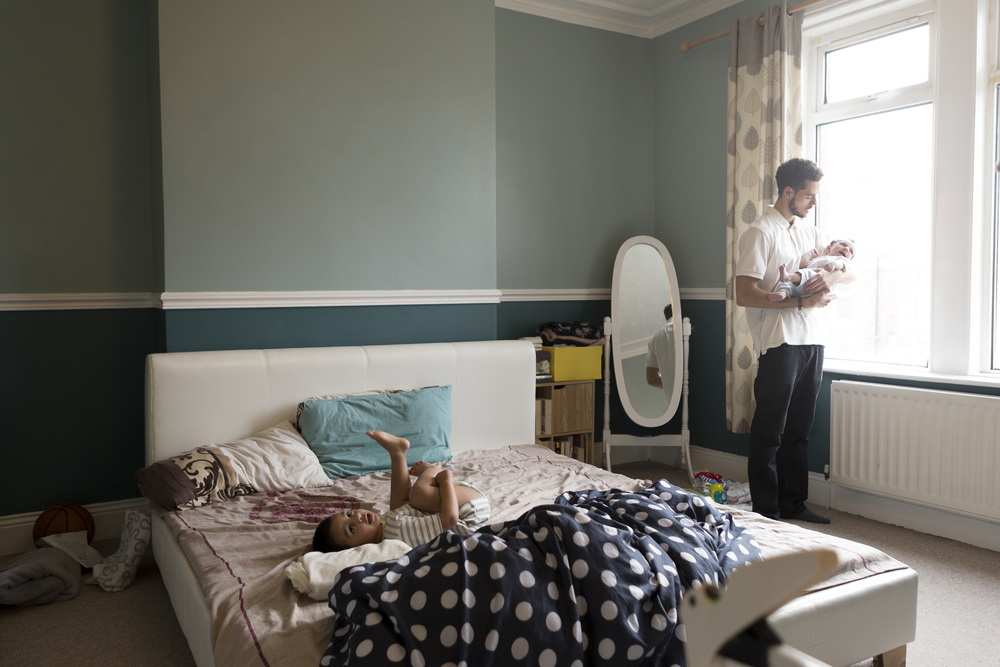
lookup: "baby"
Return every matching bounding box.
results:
[768,239,856,302]
[312,431,490,551]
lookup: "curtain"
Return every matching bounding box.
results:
[725,5,803,433]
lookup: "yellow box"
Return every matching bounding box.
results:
[543,346,603,381]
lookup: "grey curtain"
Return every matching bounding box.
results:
[725,5,803,433]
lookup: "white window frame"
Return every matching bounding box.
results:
[802,0,996,386]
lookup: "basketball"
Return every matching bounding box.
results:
[33,503,96,545]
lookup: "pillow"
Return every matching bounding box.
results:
[135,420,331,510]
[293,390,398,432]
[299,385,452,478]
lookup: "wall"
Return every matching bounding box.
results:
[496,8,653,290]
[0,0,156,516]
[158,0,496,293]
[0,3,656,519]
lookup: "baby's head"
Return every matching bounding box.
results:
[826,239,855,260]
[312,509,383,552]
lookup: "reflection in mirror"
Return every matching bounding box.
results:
[611,237,682,428]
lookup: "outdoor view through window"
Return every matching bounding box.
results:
[813,23,932,367]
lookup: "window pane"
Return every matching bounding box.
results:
[825,24,929,103]
[816,104,933,366]
[993,84,1000,369]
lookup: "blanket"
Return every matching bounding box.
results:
[323,479,762,667]
[0,547,81,606]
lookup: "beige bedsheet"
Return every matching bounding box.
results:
[160,445,908,667]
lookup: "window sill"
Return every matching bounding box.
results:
[822,359,1000,390]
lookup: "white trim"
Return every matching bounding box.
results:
[0,288,725,311]
[501,288,611,301]
[681,287,726,300]
[495,0,743,39]
[0,498,148,557]
[0,292,161,311]
[160,290,503,310]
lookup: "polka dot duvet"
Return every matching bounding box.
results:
[322,479,762,667]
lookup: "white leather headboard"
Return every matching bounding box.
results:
[145,340,537,465]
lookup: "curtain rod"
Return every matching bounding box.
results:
[679,0,826,53]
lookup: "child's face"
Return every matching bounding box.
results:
[328,509,381,549]
[826,240,854,260]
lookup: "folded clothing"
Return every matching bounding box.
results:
[535,321,604,347]
[285,539,411,601]
[0,547,81,606]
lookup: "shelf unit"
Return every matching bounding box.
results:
[534,379,595,465]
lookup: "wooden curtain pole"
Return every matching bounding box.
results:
[679,0,827,53]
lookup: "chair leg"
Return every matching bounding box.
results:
[874,645,906,667]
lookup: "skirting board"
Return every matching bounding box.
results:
[606,442,999,552]
[0,498,148,557]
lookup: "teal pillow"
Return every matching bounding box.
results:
[300,385,452,478]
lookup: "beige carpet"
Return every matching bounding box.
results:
[2,463,997,667]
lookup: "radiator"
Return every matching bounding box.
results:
[830,380,1000,523]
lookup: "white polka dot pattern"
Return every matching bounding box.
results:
[322,480,760,667]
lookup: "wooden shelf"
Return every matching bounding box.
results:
[534,379,595,465]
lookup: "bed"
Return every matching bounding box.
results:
[143,340,917,667]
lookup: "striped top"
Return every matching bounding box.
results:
[381,496,491,548]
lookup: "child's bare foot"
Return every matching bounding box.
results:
[777,263,791,283]
[409,461,438,476]
[768,292,788,302]
[367,431,410,456]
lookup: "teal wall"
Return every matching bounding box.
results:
[496,9,653,289]
[6,0,998,521]
[158,0,497,292]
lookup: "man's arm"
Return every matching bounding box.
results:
[799,266,854,293]
[735,275,837,309]
[435,470,459,531]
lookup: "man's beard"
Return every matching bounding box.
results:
[789,199,809,218]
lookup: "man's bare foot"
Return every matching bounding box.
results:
[367,431,410,456]
[768,292,788,302]
[409,461,439,476]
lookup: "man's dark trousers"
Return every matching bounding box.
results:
[747,343,824,520]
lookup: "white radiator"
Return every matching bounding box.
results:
[830,380,1000,523]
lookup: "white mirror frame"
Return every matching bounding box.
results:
[603,236,694,483]
[610,236,682,427]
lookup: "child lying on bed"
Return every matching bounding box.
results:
[312,431,491,552]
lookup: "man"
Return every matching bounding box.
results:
[734,158,850,524]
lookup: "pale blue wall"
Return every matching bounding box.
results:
[496,9,654,289]
[158,0,496,292]
[0,0,155,294]
[651,0,770,289]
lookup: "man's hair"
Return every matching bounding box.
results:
[312,515,345,553]
[664,304,673,321]
[775,158,823,194]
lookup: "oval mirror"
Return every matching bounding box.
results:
[611,236,682,428]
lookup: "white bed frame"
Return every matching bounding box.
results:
[145,340,916,667]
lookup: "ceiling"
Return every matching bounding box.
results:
[496,0,744,38]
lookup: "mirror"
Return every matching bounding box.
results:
[611,236,682,428]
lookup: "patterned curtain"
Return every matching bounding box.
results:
[725,6,803,433]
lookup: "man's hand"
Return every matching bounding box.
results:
[800,269,841,295]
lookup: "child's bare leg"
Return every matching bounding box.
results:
[408,463,481,514]
[367,431,411,510]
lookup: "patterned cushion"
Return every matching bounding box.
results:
[136,421,330,510]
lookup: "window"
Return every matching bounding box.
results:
[807,10,935,367]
